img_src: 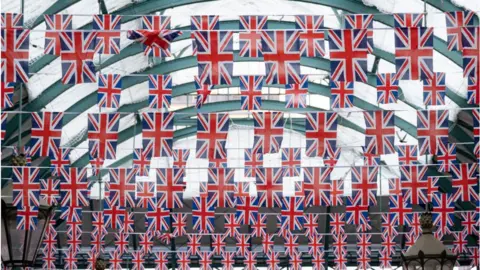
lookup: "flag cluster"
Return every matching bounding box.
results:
[1,11,480,269]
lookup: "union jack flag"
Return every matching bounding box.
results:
[140,15,172,56]
[282,148,302,177]
[30,112,63,157]
[381,213,399,237]
[192,196,216,232]
[461,27,479,79]
[381,230,396,254]
[350,166,378,206]
[288,252,302,270]
[109,168,137,208]
[389,195,412,226]
[224,213,240,237]
[1,113,7,141]
[251,212,267,237]
[60,30,97,84]
[280,196,305,233]
[89,153,104,176]
[148,74,172,109]
[397,145,418,164]
[1,28,30,83]
[417,110,449,155]
[346,201,371,231]
[252,112,284,154]
[235,196,259,225]
[187,234,202,255]
[304,167,332,206]
[364,111,395,155]
[212,234,227,254]
[400,165,429,205]
[266,250,281,270]
[97,73,122,109]
[1,81,14,109]
[16,206,38,230]
[88,112,119,160]
[146,206,170,232]
[331,179,344,207]
[194,75,213,108]
[240,75,263,110]
[109,250,123,269]
[198,252,213,270]
[59,168,88,208]
[244,251,257,270]
[40,178,60,206]
[191,15,219,55]
[236,234,251,256]
[173,148,190,168]
[49,146,71,176]
[461,211,479,235]
[115,232,138,251]
[12,167,40,208]
[407,212,422,235]
[193,30,234,85]
[468,76,480,105]
[328,29,368,82]
[177,252,191,270]
[452,231,469,254]
[208,168,235,207]
[394,27,434,80]
[63,250,78,269]
[171,213,188,237]
[44,14,72,55]
[423,72,446,106]
[239,16,268,57]
[196,113,229,160]
[244,149,263,178]
[445,11,476,51]
[136,181,156,209]
[436,142,456,172]
[256,167,284,207]
[450,163,479,203]
[103,203,125,231]
[156,168,185,208]
[131,251,144,270]
[330,81,354,109]
[344,14,374,53]
[432,193,454,239]
[142,112,174,157]
[311,251,326,270]
[154,252,169,270]
[474,109,480,157]
[295,15,325,57]
[133,146,152,176]
[261,30,301,85]
[330,213,346,235]
[285,75,308,108]
[93,14,121,54]
[393,13,425,28]
[376,73,399,104]
[126,29,182,57]
[305,112,338,157]
[138,232,154,254]
[1,13,23,28]
[357,234,371,269]
[332,234,348,269]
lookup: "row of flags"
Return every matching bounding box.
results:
[1,109,479,169]
[1,13,479,105]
